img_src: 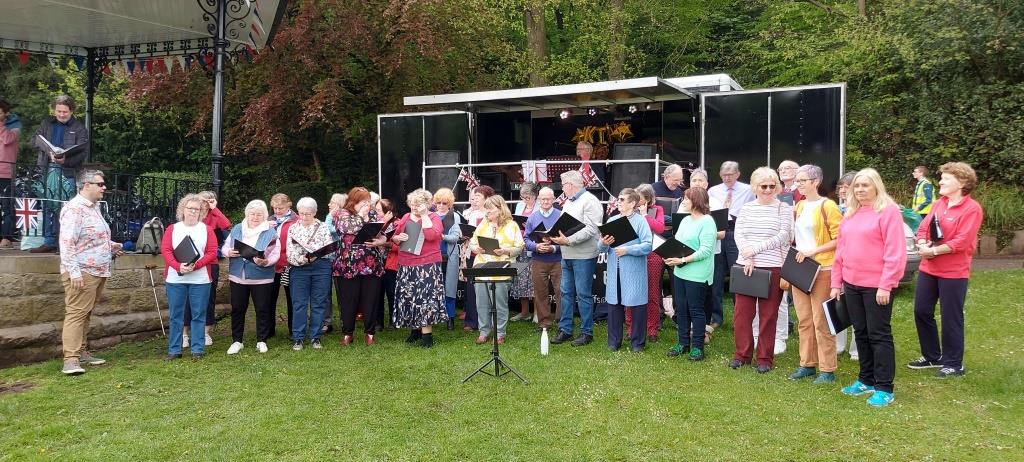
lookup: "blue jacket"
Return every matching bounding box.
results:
[599,212,653,306]
[226,224,278,281]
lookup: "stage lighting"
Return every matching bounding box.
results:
[559,109,570,120]
[628,104,638,114]
[587,108,598,116]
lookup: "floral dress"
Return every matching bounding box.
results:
[332,209,385,279]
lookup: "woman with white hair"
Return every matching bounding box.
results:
[160,194,219,359]
[287,197,335,351]
[730,167,793,374]
[392,188,448,347]
[222,199,281,355]
[831,168,906,407]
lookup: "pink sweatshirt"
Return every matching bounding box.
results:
[831,203,907,291]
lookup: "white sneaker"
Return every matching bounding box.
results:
[227,342,244,355]
[256,342,268,353]
[774,339,787,355]
[205,335,214,346]
[182,334,190,349]
[850,353,859,361]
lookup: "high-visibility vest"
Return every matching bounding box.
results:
[913,178,934,215]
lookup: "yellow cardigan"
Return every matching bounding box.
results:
[470,219,524,281]
[795,198,843,266]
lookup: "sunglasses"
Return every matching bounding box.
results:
[88,181,106,187]
[759,184,777,191]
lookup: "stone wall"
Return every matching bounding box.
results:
[0,253,229,368]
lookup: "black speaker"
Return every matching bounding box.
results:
[610,143,657,193]
[426,150,460,192]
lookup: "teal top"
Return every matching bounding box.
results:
[672,215,717,284]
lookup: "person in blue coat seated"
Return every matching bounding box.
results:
[599,188,653,352]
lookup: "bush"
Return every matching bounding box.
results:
[276,181,334,220]
[974,183,1024,239]
[130,171,212,209]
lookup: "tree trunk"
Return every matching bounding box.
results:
[607,0,625,79]
[524,0,548,87]
[858,0,866,17]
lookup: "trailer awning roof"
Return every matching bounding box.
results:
[0,0,287,58]
[405,76,704,113]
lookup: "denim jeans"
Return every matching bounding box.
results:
[289,258,332,342]
[558,257,597,336]
[166,282,211,355]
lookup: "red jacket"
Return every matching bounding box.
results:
[916,195,983,279]
[160,222,219,279]
[203,207,232,231]
[275,218,297,273]
[0,126,18,179]
[392,212,443,267]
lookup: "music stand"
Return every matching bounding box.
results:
[461,262,528,384]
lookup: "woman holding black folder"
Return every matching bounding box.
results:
[664,187,716,360]
[332,187,388,346]
[600,188,654,352]
[731,167,794,374]
[788,165,843,384]
[469,195,524,345]
[910,162,983,379]
[222,200,280,355]
[161,194,219,359]
[286,197,335,351]
[392,189,448,348]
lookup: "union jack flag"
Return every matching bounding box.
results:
[555,192,567,207]
[605,197,618,215]
[457,168,480,191]
[578,162,599,187]
[15,198,41,235]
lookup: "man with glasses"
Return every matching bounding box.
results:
[776,160,804,205]
[707,161,754,330]
[549,170,603,347]
[59,170,122,375]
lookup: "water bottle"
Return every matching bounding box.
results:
[540,327,549,356]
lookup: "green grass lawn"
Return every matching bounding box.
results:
[2,270,1023,461]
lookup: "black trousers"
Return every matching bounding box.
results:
[844,282,896,393]
[185,263,219,327]
[608,304,646,350]
[337,275,382,335]
[377,269,397,330]
[914,271,969,369]
[269,272,293,337]
[229,281,275,343]
[0,178,13,239]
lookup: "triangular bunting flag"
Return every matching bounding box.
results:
[164,57,175,74]
[126,59,136,74]
[144,58,154,73]
[46,54,60,68]
[73,56,86,70]
[17,50,30,66]
[183,54,193,70]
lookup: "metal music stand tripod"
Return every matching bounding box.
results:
[461,262,527,384]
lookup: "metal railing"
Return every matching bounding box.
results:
[1,161,211,243]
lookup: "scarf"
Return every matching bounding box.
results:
[241,220,270,247]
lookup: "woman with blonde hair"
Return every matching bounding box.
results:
[182,190,231,348]
[788,165,843,384]
[160,194,219,359]
[469,195,524,345]
[731,167,793,373]
[831,168,906,407]
[391,188,448,347]
[269,193,297,338]
[433,188,463,330]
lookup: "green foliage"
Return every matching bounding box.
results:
[276,181,333,219]
[132,170,212,208]
[974,182,1024,236]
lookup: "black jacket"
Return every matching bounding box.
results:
[32,115,89,178]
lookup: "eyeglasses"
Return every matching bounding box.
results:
[759,184,777,191]
[185,207,202,212]
[87,181,106,187]
[794,178,811,184]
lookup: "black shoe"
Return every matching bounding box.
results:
[729,359,749,369]
[420,333,434,349]
[191,353,204,360]
[165,353,182,361]
[405,329,422,343]
[936,366,965,378]
[571,334,593,347]
[550,331,573,344]
[907,356,943,369]
[446,318,455,330]
[756,364,772,374]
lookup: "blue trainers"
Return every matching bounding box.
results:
[813,372,836,384]
[841,380,875,396]
[866,390,894,407]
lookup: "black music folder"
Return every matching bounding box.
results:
[477,236,501,255]
[399,219,424,255]
[823,297,851,335]
[672,212,690,228]
[173,235,200,265]
[512,214,529,228]
[777,191,795,206]
[656,197,680,215]
[781,248,821,294]
[309,240,342,259]
[929,214,944,242]
[354,221,386,243]
[233,239,264,262]
[527,222,548,243]
[652,234,695,260]
[598,216,639,248]
[458,223,477,238]
[710,208,729,231]
[546,211,586,238]
[729,265,772,299]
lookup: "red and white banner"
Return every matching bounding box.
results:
[457,168,480,191]
[522,161,549,183]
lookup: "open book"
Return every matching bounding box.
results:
[37,134,84,160]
